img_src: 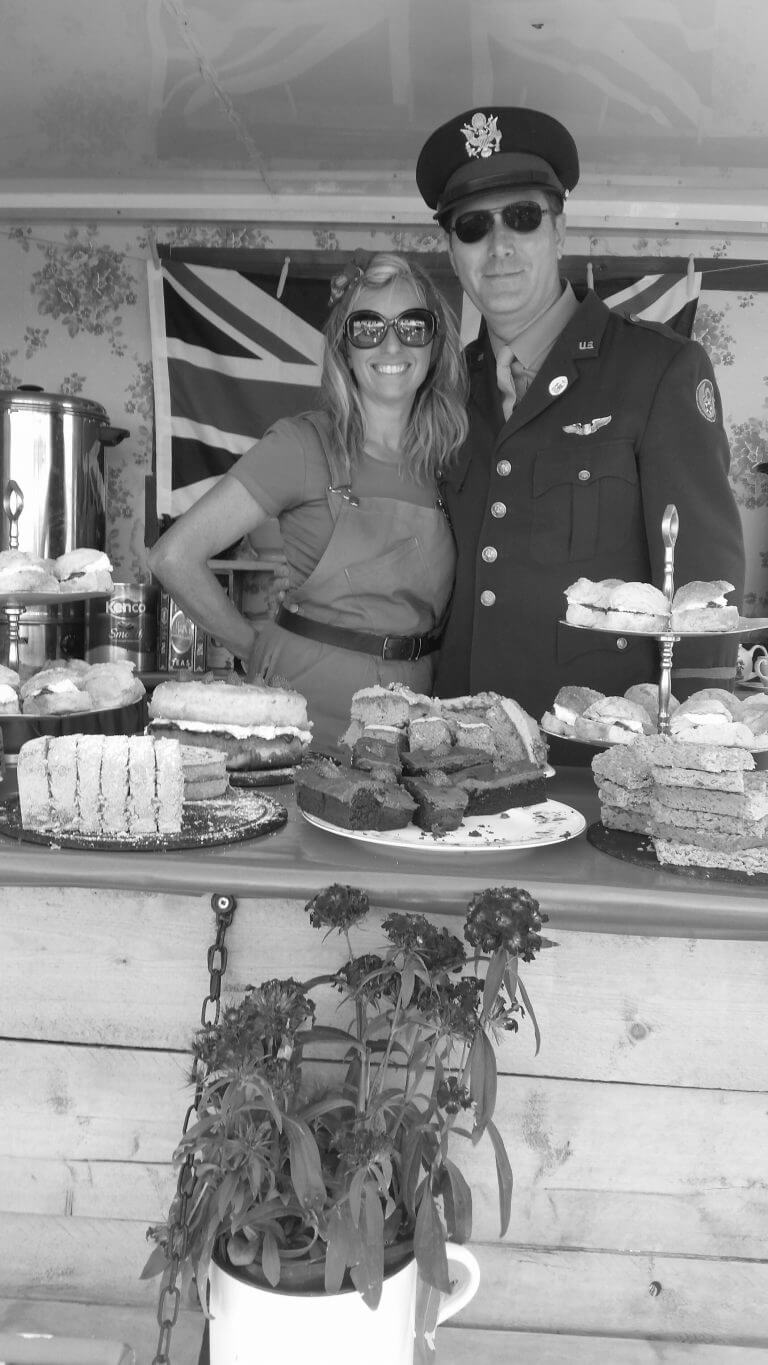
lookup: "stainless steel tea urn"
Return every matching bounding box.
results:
[0,385,128,557]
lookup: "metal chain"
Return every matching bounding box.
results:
[152,892,238,1365]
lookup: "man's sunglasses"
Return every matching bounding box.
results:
[344,308,438,349]
[450,200,551,244]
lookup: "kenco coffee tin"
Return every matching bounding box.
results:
[86,582,159,671]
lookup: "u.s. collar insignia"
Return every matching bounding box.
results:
[461,112,502,160]
[696,378,717,423]
[562,416,612,436]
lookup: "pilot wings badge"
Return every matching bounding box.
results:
[562,416,613,436]
[461,112,502,160]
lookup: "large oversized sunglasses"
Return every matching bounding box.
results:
[450,200,551,244]
[344,308,438,349]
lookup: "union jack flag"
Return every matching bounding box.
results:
[149,258,701,521]
[148,259,323,518]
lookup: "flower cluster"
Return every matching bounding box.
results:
[193,979,314,1074]
[306,883,370,932]
[464,886,549,960]
[382,912,466,975]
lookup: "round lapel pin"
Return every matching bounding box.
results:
[549,375,568,396]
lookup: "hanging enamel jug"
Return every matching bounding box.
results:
[207,1243,481,1365]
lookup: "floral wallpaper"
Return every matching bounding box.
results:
[0,217,765,613]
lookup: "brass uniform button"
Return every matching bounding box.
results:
[578,469,591,482]
[616,637,628,650]
[496,459,511,476]
[480,590,496,607]
[490,502,507,518]
[481,546,498,563]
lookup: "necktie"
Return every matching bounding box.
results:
[496,343,527,420]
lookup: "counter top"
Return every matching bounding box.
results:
[0,768,766,938]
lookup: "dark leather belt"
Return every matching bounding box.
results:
[275,606,441,662]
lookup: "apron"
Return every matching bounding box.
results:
[248,417,455,751]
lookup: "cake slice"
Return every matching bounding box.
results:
[76,734,104,834]
[48,735,79,829]
[400,775,468,834]
[441,692,548,768]
[295,761,416,831]
[407,715,453,755]
[457,762,548,815]
[128,735,159,835]
[154,738,184,833]
[101,735,130,834]
[350,686,411,729]
[181,745,229,801]
[654,841,768,874]
[17,737,53,830]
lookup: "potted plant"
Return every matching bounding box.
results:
[144,882,553,1363]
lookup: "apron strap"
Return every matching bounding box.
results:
[299,411,355,525]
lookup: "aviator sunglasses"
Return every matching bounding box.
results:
[450,199,552,244]
[344,308,438,349]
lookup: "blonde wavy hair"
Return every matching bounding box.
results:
[320,253,468,486]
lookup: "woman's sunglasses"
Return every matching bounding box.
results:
[450,200,551,244]
[344,308,438,349]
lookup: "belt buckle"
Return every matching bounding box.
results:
[382,635,420,662]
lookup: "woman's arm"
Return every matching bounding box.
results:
[147,474,272,662]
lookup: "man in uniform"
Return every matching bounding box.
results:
[415,107,745,715]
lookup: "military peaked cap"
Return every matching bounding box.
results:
[416,107,580,219]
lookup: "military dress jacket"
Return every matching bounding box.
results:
[435,289,746,716]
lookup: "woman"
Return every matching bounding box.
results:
[148,253,468,750]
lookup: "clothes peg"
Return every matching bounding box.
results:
[277,256,291,300]
[147,228,161,271]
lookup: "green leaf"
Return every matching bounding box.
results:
[486,1117,513,1236]
[348,1167,366,1228]
[284,1118,326,1210]
[441,1160,473,1243]
[483,947,507,1017]
[400,1129,424,1215]
[325,1206,355,1294]
[414,1186,450,1293]
[140,1242,170,1280]
[400,961,415,1008]
[469,1029,497,1135]
[350,1181,385,1308]
[261,1230,281,1286]
[517,973,541,1056]
[503,955,519,1004]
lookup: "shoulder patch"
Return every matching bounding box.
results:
[696,377,717,423]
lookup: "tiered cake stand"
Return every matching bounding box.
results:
[556,503,768,882]
[0,479,111,674]
[554,503,768,744]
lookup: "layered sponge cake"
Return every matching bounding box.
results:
[17,734,183,836]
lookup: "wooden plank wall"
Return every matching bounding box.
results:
[1,885,767,1361]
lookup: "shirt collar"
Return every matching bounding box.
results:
[497,281,580,376]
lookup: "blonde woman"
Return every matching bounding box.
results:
[149,253,468,750]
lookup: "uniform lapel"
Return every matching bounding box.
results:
[500,290,612,437]
[441,292,613,491]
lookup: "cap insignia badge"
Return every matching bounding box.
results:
[696,378,717,423]
[461,112,502,160]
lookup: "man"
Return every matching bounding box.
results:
[415,107,745,716]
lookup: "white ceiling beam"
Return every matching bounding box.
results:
[0,178,766,237]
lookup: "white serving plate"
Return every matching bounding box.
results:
[300,798,586,852]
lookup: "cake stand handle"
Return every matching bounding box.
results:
[3,479,24,551]
[658,504,679,736]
